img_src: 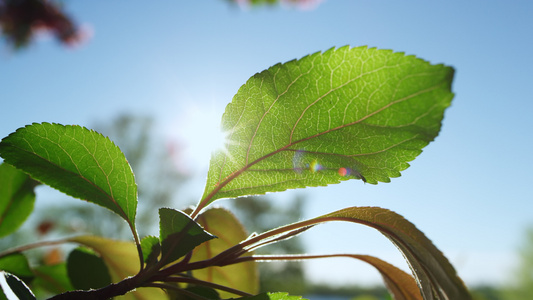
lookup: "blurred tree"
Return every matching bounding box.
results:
[93,115,190,236]
[231,196,307,294]
[501,227,533,299]
[226,0,322,9]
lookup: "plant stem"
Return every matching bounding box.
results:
[164,276,252,297]
[0,238,70,258]
[47,275,139,300]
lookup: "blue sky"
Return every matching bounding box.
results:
[1,0,533,288]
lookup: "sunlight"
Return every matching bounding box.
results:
[171,103,228,169]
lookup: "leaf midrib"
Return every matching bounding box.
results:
[201,80,445,206]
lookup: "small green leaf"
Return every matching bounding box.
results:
[2,272,36,300]
[199,46,454,208]
[69,235,168,300]
[32,263,74,294]
[66,247,112,290]
[140,235,160,266]
[0,253,33,283]
[191,207,259,298]
[0,163,38,238]
[159,208,216,264]
[0,123,138,231]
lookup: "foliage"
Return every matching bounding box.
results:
[500,227,533,299]
[0,46,469,299]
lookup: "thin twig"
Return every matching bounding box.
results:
[165,276,252,297]
[0,238,71,258]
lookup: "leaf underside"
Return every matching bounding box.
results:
[201,46,454,206]
[350,254,422,300]
[0,123,138,230]
[317,207,471,300]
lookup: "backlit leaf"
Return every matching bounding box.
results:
[140,236,160,266]
[159,208,215,265]
[191,207,258,298]
[0,163,38,238]
[0,123,138,231]
[199,46,454,208]
[313,207,471,299]
[69,236,167,300]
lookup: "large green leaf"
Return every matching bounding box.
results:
[159,208,215,265]
[69,236,167,300]
[0,123,138,231]
[199,46,454,207]
[0,163,38,238]
[190,208,258,298]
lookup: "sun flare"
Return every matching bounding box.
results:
[172,103,231,169]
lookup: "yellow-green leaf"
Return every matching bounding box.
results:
[69,236,167,300]
[191,208,258,298]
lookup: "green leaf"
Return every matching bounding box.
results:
[140,236,161,266]
[66,247,112,290]
[159,208,216,265]
[69,235,168,300]
[31,263,74,294]
[200,46,454,207]
[0,253,33,283]
[2,272,36,300]
[190,207,258,298]
[0,123,138,231]
[0,163,38,238]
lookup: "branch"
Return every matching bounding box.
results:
[0,238,71,258]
